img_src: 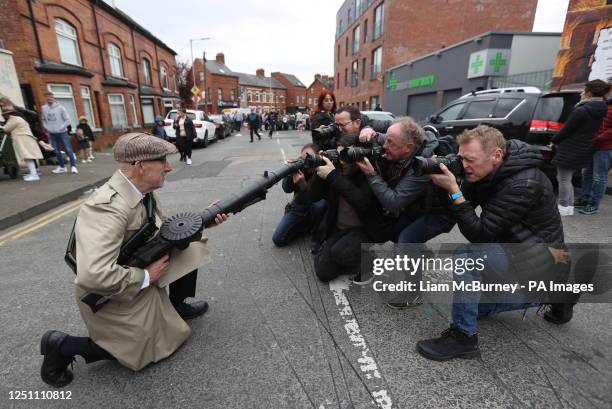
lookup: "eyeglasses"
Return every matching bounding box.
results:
[335,120,355,129]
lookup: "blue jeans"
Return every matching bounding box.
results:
[580,150,612,207]
[451,244,538,336]
[50,132,76,168]
[272,200,327,247]
[396,212,455,243]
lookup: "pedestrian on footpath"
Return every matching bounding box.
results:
[246,108,261,142]
[576,82,612,215]
[0,98,44,181]
[173,108,195,165]
[76,117,94,164]
[552,79,608,216]
[41,91,77,174]
[151,115,167,139]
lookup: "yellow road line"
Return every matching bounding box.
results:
[0,199,85,244]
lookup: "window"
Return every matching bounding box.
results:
[199,71,204,81]
[373,3,384,40]
[344,68,348,87]
[371,47,382,79]
[356,0,364,14]
[351,60,359,87]
[80,86,95,128]
[230,89,235,101]
[247,92,252,102]
[129,95,139,127]
[362,57,366,80]
[108,43,123,78]
[108,93,127,128]
[218,88,223,102]
[256,92,260,102]
[337,44,341,63]
[345,37,348,56]
[337,72,340,88]
[462,100,494,119]
[437,102,466,121]
[47,84,78,129]
[348,8,352,23]
[493,98,523,118]
[363,19,368,43]
[160,66,169,89]
[54,19,81,66]
[142,59,152,85]
[370,96,379,109]
[352,25,360,54]
[141,98,155,125]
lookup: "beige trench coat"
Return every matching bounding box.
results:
[74,170,210,371]
[2,115,43,166]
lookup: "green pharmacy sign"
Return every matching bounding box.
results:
[387,73,398,91]
[408,75,435,88]
[467,49,511,78]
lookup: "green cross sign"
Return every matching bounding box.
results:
[489,52,507,73]
[388,74,398,91]
[471,55,484,74]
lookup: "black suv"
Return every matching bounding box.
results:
[424,87,581,146]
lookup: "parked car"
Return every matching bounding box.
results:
[164,109,216,147]
[423,87,581,146]
[361,110,396,123]
[209,114,232,139]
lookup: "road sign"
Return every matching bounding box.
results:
[191,86,200,96]
[192,95,201,104]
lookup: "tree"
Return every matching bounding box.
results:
[175,59,193,108]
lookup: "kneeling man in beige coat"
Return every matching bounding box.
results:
[40,132,228,387]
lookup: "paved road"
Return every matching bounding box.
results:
[0,129,610,408]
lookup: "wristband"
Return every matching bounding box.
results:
[449,191,463,200]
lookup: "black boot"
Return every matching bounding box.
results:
[40,331,74,387]
[173,300,209,320]
[417,325,480,361]
[543,303,574,324]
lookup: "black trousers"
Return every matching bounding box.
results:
[176,137,193,160]
[314,227,368,282]
[59,270,198,363]
[249,125,261,141]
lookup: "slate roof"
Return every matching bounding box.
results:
[280,73,306,87]
[235,72,286,89]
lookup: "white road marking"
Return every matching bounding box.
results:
[280,148,287,163]
[329,277,393,409]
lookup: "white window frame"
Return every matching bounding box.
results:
[160,66,169,90]
[374,3,384,40]
[353,25,360,54]
[108,43,124,78]
[217,88,223,102]
[80,86,96,129]
[372,47,382,79]
[129,95,139,127]
[141,97,155,125]
[107,93,128,129]
[142,59,152,85]
[54,19,82,66]
[47,84,78,131]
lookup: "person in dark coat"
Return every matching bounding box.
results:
[246,108,261,142]
[416,125,568,361]
[576,83,612,215]
[552,79,609,216]
[151,115,167,139]
[311,90,336,149]
[173,108,196,165]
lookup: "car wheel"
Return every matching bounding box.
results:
[202,132,208,148]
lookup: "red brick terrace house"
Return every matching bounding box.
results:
[271,72,307,114]
[191,53,240,114]
[0,0,181,147]
[306,74,335,112]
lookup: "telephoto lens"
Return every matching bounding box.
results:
[312,123,339,138]
[338,144,384,163]
[412,155,464,177]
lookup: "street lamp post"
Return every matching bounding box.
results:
[189,37,210,104]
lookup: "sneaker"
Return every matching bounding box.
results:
[557,205,574,216]
[23,174,40,182]
[81,160,87,164]
[87,158,92,163]
[542,303,574,324]
[576,205,598,215]
[70,166,78,174]
[52,167,67,174]
[88,155,95,160]
[416,325,480,361]
[186,158,192,165]
[574,198,588,209]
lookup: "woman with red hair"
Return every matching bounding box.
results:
[311,90,337,149]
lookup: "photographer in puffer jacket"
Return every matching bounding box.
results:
[416,125,568,361]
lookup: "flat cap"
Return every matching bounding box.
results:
[113,132,177,163]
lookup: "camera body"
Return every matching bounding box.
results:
[412,154,464,177]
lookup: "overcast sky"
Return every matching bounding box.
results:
[113,0,569,87]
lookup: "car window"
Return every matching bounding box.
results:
[462,100,494,119]
[167,112,196,121]
[533,95,578,123]
[437,102,466,121]
[493,99,523,118]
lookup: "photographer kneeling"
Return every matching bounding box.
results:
[310,134,394,283]
[357,117,455,244]
[416,125,568,361]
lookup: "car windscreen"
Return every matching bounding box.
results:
[209,115,222,121]
[364,112,395,121]
[167,112,197,121]
[533,95,579,123]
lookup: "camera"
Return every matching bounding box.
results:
[412,154,463,177]
[312,123,339,139]
[301,150,340,169]
[338,143,384,163]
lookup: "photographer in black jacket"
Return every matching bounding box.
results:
[416,125,568,361]
[357,117,455,244]
[310,134,394,283]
